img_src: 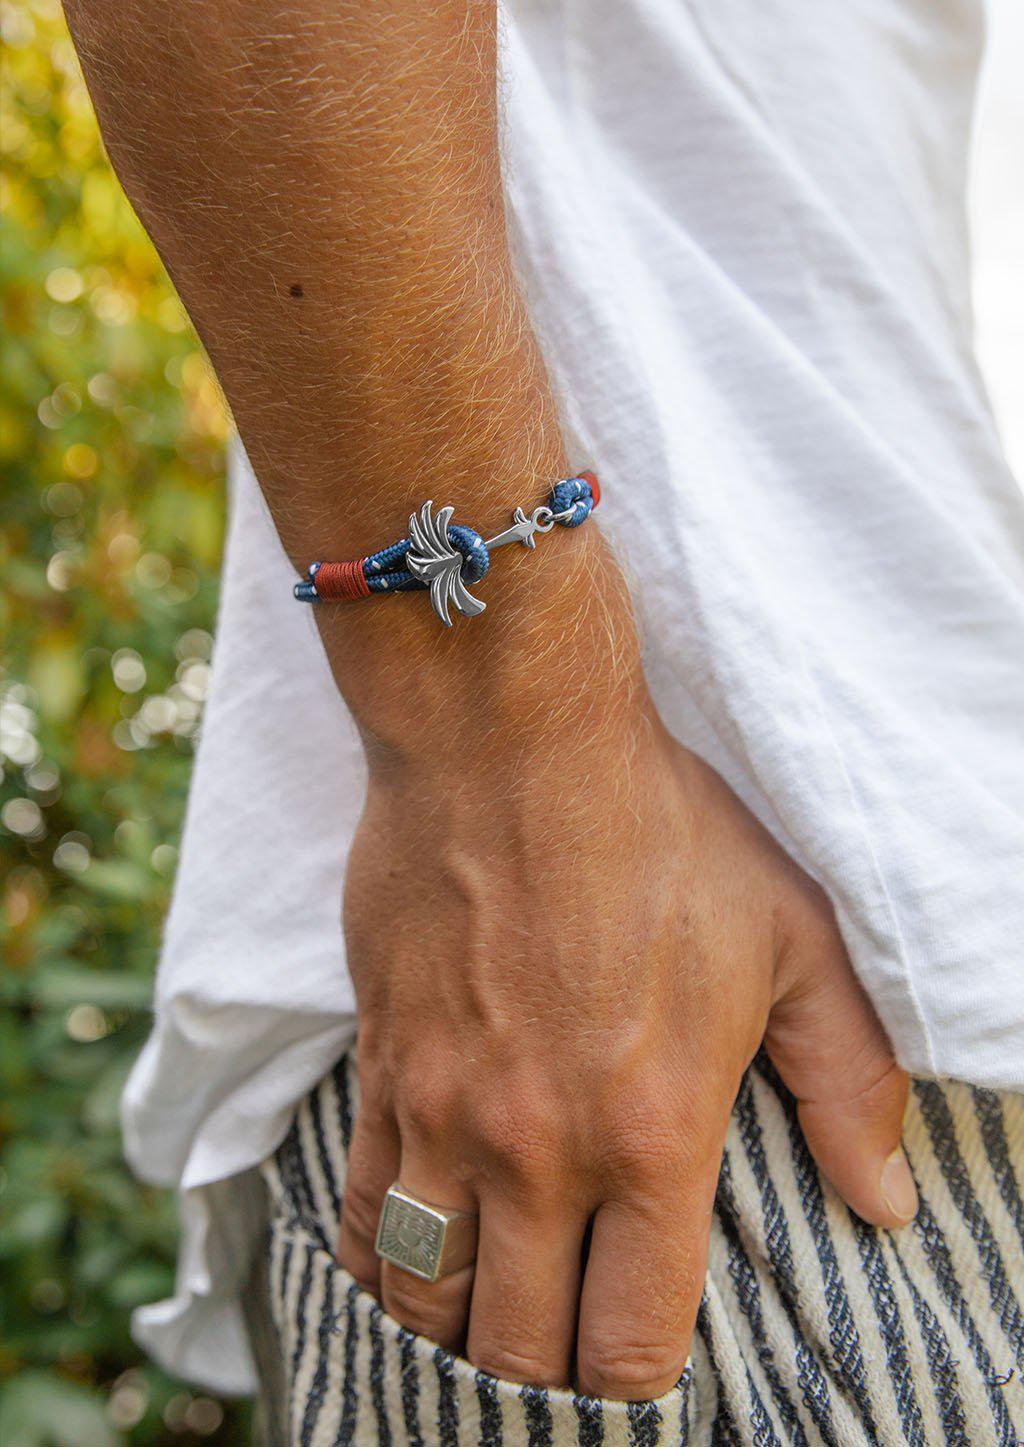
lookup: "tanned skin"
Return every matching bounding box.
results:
[64,0,917,1398]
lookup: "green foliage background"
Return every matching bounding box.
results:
[2,2,248,1442]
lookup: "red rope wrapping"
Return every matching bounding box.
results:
[314,559,371,601]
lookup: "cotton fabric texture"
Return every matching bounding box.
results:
[123,0,1024,1396]
[248,1052,1024,1445]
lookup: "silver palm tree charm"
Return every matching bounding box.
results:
[406,499,563,626]
[405,501,488,627]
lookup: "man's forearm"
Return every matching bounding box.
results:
[64,0,636,753]
[64,0,560,534]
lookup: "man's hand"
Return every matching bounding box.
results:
[337,635,916,1399]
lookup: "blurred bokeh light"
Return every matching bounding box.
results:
[1,0,242,1442]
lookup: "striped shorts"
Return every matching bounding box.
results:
[247,1051,1024,1445]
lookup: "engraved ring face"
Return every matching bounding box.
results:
[375,1184,478,1282]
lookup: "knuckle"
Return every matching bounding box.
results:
[381,1273,462,1343]
[483,1105,566,1198]
[603,1095,689,1188]
[393,1071,459,1144]
[468,1091,566,1198]
[612,1140,681,1194]
[494,1128,564,1199]
[787,989,902,1105]
[838,1054,909,1119]
[470,1338,563,1387]
[579,1332,685,1398]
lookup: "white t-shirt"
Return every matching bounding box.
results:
[123,0,1024,1394]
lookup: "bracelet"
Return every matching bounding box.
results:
[293,472,600,627]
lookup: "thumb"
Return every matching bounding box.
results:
[766,895,918,1229]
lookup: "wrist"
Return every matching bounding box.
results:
[315,523,647,775]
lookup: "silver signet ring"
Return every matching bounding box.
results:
[375,1183,479,1282]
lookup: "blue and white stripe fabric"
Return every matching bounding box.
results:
[253,1053,1024,1444]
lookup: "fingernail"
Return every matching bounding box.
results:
[880,1147,918,1223]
